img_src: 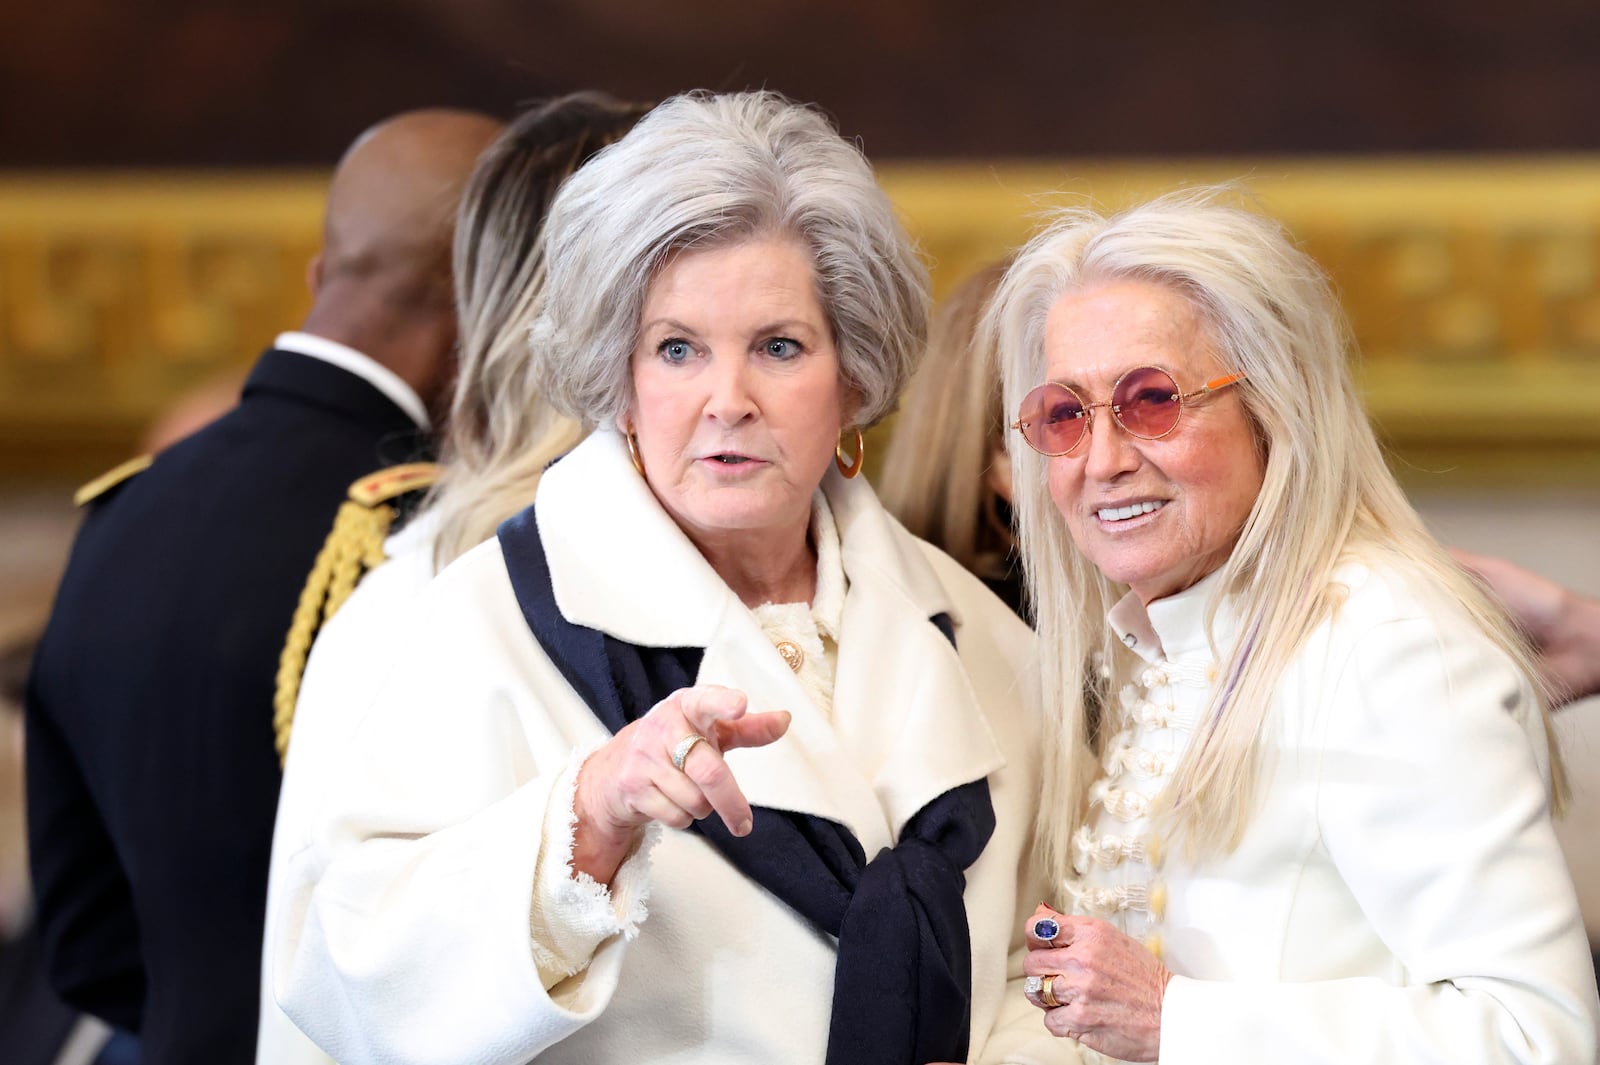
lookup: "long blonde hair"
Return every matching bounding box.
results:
[987,188,1565,881]
[879,260,1014,580]
[427,92,649,570]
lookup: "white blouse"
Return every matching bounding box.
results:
[751,490,845,720]
[1064,569,1228,961]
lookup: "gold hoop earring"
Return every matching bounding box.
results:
[625,426,645,478]
[835,427,865,479]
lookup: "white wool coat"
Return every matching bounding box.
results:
[271,431,1079,1065]
[258,511,439,1065]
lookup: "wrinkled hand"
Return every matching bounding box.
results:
[1022,904,1172,1063]
[1452,549,1600,706]
[573,684,791,883]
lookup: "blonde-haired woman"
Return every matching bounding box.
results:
[990,188,1598,1063]
[258,92,646,1065]
[880,259,1026,619]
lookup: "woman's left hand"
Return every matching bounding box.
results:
[1022,904,1172,1063]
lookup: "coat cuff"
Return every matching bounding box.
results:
[528,742,659,984]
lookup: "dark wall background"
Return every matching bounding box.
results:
[4,0,1599,167]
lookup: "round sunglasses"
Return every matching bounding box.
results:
[1011,365,1247,457]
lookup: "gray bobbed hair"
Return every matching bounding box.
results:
[529,90,930,428]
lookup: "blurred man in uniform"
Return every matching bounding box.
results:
[24,108,503,1065]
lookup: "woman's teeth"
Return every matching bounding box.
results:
[1098,500,1164,522]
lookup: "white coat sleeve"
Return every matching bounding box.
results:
[1159,616,1600,1065]
[272,621,656,1065]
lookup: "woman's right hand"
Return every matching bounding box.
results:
[1022,904,1171,1063]
[572,684,791,883]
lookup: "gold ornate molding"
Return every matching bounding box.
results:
[881,159,1600,489]
[0,172,325,477]
[4,162,1600,486]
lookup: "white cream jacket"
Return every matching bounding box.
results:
[271,431,1077,1065]
[1077,565,1599,1065]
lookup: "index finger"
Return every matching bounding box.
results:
[681,742,756,838]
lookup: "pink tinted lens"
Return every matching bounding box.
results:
[1020,383,1087,455]
[1112,366,1182,439]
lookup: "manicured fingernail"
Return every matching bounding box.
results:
[736,819,752,836]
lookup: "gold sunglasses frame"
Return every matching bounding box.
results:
[1010,366,1247,457]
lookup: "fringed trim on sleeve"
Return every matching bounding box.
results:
[528,742,659,984]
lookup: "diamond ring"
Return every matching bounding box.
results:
[671,733,705,772]
[1024,973,1061,1009]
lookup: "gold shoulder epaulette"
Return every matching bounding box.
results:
[272,462,440,766]
[347,462,440,507]
[73,455,153,507]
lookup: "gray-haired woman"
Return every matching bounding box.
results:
[276,91,1078,1065]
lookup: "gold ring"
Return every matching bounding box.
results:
[671,733,705,772]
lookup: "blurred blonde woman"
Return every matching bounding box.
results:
[879,259,1026,618]
[257,91,646,1065]
[990,188,1597,1063]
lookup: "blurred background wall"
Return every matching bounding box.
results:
[1,0,1598,936]
[3,0,1599,165]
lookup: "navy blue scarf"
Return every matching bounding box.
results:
[498,506,996,1065]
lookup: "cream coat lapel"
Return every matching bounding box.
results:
[823,466,1007,845]
[535,432,1005,854]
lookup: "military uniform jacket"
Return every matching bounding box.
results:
[26,346,429,1065]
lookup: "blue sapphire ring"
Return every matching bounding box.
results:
[1032,916,1061,943]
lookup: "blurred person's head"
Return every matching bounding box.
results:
[988,187,1562,865]
[878,260,1013,583]
[427,92,650,569]
[529,90,928,553]
[303,108,505,422]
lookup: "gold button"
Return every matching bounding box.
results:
[1143,933,1163,960]
[775,640,804,672]
[1145,833,1165,869]
[1148,881,1167,920]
